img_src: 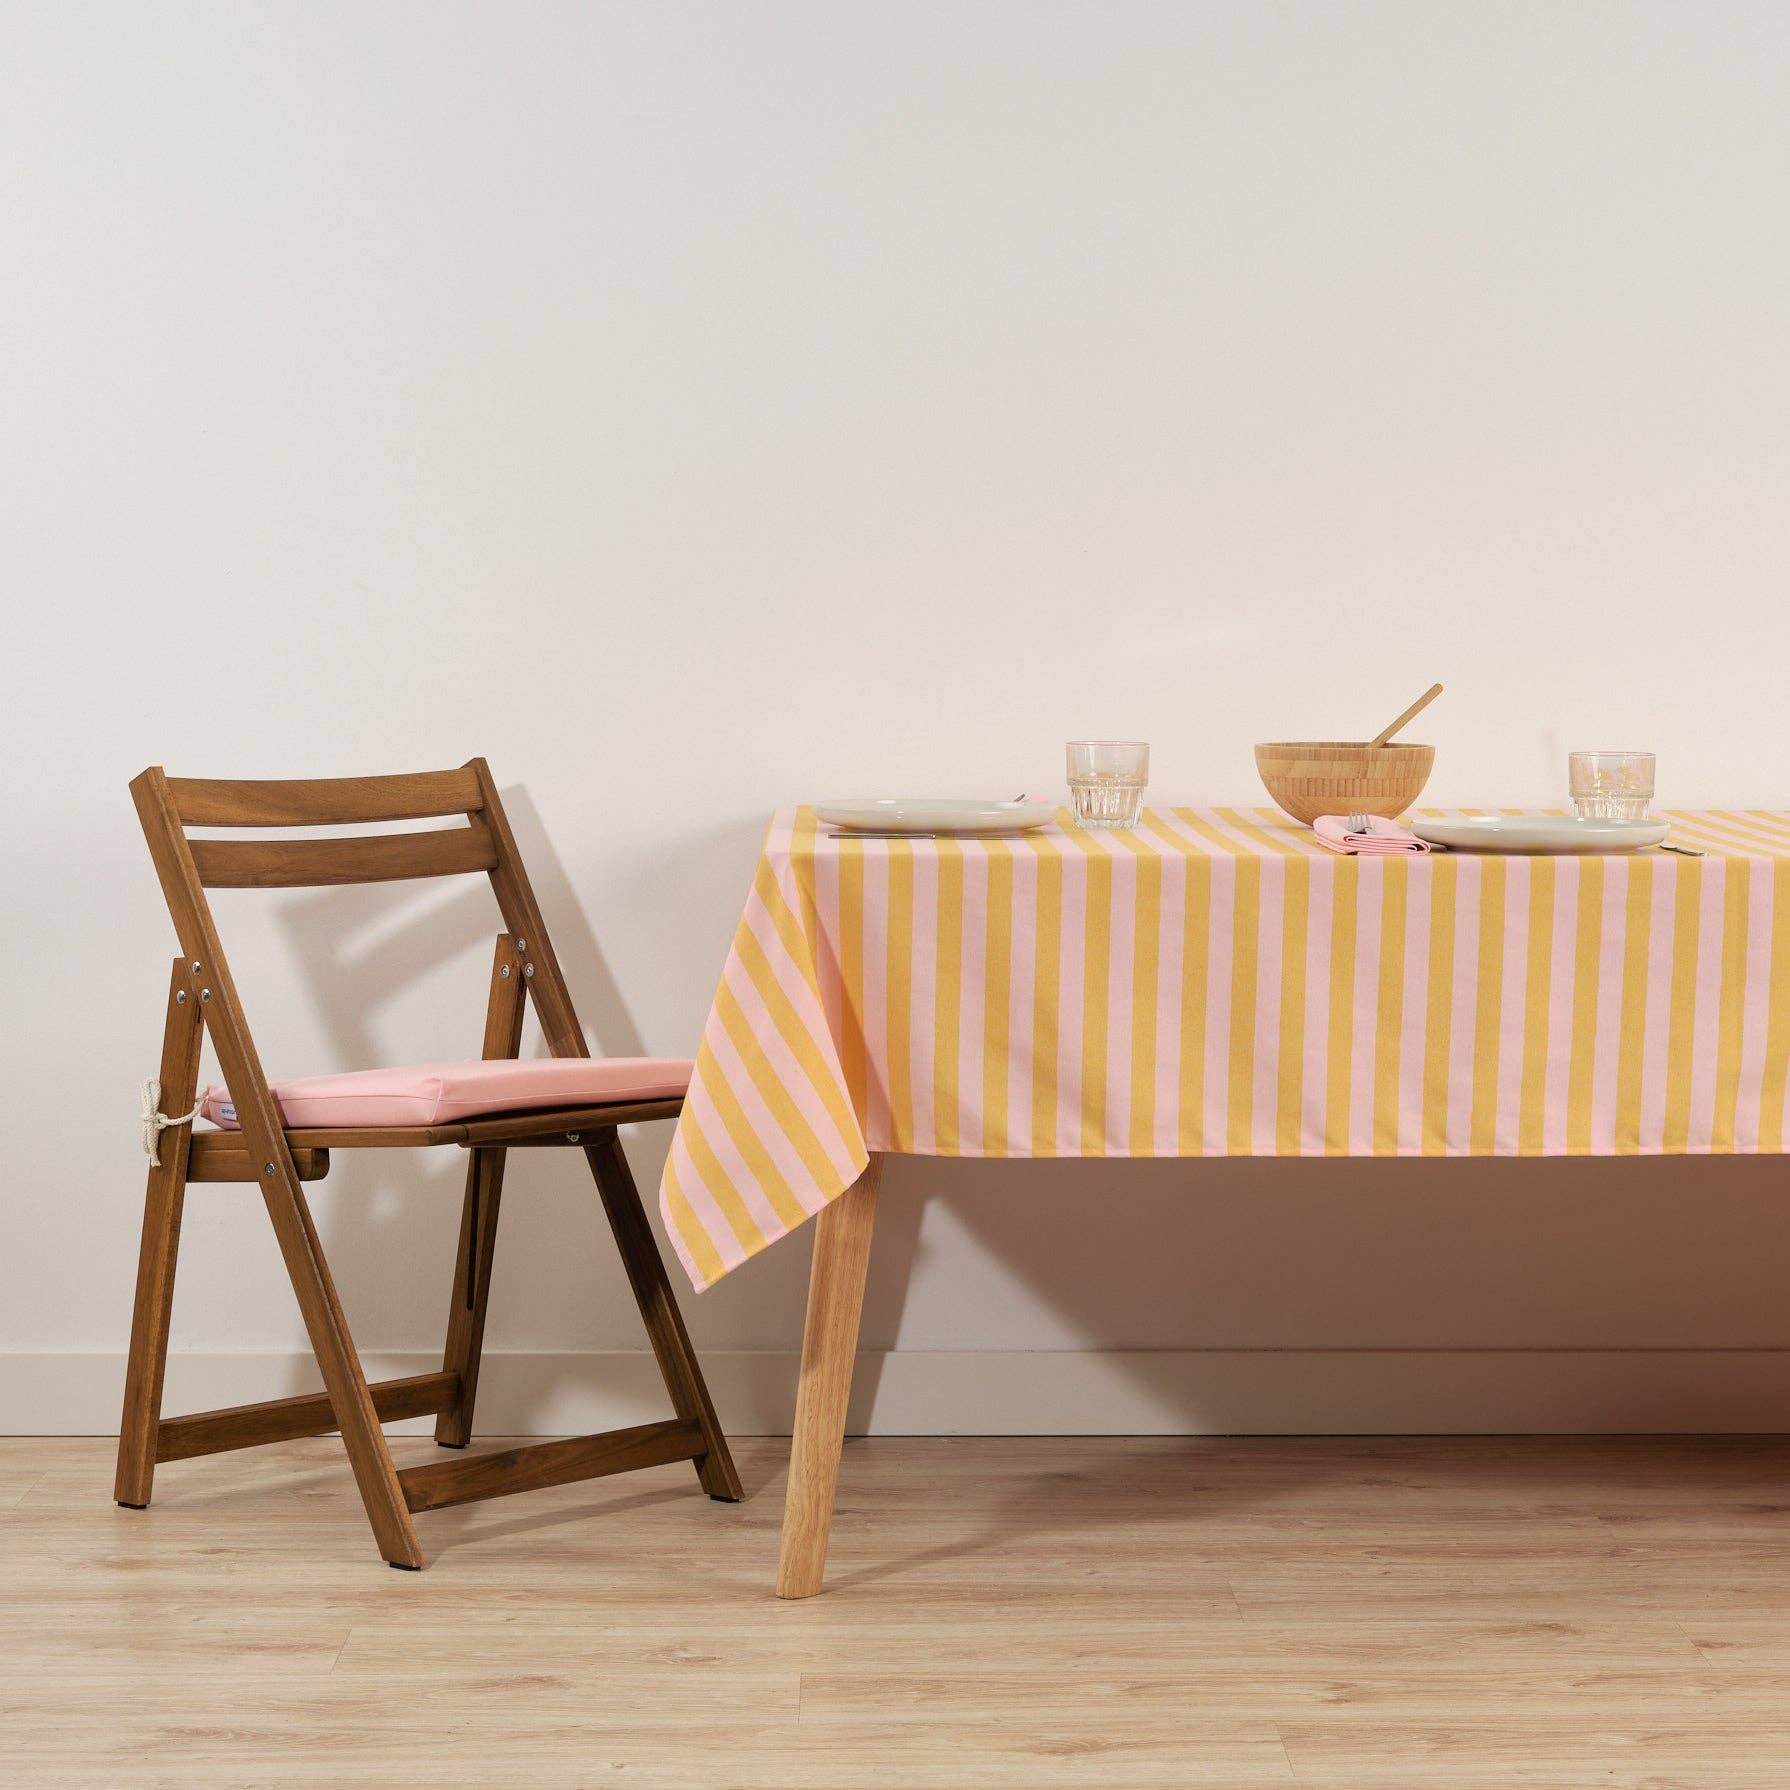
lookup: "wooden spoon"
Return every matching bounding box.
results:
[1369,682,1443,748]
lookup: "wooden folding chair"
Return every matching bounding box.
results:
[115,759,740,1569]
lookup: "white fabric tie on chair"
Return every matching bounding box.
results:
[141,1078,203,1166]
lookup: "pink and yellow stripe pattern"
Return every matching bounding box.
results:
[660,807,1790,1290]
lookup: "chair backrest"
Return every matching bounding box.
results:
[130,759,589,1170]
[169,768,499,889]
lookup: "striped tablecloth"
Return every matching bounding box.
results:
[659,807,1790,1290]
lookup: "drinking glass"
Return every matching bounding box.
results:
[1066,740,1148,829]
[1569,750,1655,820]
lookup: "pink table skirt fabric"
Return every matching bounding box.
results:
[659,807,1790,1290]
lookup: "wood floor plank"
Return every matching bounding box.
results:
[5,1435,1790,1787]
[1275,1716,1790,1786]
[796,1663,1790,1724]
[0,1618,352,1677]
[0,1467,44,1508]
[1678,1612,1790,1667]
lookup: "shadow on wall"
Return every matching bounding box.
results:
[853,1146,1790,1435]
[258,782,735,1427]
[211,782,1790,1450]
[243,782,937,1425]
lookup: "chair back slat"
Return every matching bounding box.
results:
[169,769,484,829]
[191,823,499,889]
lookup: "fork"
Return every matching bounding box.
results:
[1348,813,1372,836]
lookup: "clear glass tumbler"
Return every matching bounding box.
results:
[1569,750,1655,820]
[1067,740,1149,829]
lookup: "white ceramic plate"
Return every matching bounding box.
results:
[1410,815,1669,854]
[814,799,1056,837]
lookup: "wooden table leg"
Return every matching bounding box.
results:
[775,1154,883,1599]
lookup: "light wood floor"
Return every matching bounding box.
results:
[6,1434,1790,1787]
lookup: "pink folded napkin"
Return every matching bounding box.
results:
[1312,814,1432,855]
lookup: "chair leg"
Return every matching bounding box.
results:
[114,1163,188,1507]
[115,959,204,1509]
[435,1147,506,1447]
[258,1174,425,1568]
[582,1131,742,1501]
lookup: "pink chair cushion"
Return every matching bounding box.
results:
[200,1058,693,1130]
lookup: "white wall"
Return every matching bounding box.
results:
[6,1,1790,1435]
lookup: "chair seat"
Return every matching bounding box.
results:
[200,1058,693,1131]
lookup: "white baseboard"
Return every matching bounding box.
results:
[6,1348,1790,1436]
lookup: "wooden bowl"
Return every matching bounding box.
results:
[1254,740,1435,826]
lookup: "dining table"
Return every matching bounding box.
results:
[657,805,1790,1596]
